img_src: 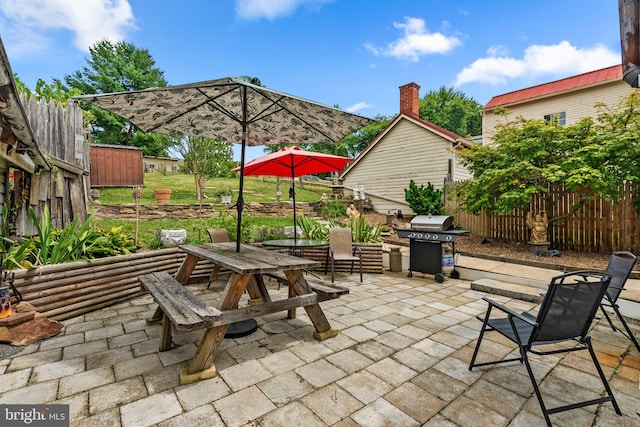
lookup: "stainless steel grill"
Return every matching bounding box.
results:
[409,215,453,232]
[396,215,468,283]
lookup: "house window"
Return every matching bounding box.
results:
[544,112,566,125]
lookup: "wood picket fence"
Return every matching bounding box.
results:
[446,182,640,254]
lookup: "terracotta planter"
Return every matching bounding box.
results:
[154,189,172,204]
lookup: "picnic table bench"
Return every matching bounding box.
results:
[264,270,349,298]
[139,271,221,351]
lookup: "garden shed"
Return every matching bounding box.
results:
[143,155,181,173]
[340,82,473,215]
[90,144,144,188]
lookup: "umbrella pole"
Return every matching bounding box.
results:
[236,89,248,252]
[291,165,297,245]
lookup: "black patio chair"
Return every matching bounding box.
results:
[599,250,639,352]
[469,270,620,426]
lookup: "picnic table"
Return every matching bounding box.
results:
[140,242,347,384]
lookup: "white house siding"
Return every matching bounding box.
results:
[342,119,459,215]
[482,80,632,145]
[453,150,471,182]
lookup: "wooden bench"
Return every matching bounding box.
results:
[139,271,221,351]
[265,271,349,298]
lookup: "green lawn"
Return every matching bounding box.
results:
[94,172,330,249]
[97,173,331,205]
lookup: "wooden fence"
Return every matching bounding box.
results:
[18,95,90,234]
[448,182,640,254]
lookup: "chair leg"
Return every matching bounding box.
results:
[520,346,553,427]
[331,258,335,283]
[469,306,493,370]
[359,256,362,282]
[324,248,330,275]
[600,306,618,332]
[522,337,621,426]
[586,336,621,414]
[611,304,640,352]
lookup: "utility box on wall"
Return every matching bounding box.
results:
[90,144,144,187]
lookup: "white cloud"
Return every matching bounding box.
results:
[365,17,462,62]
[455,41,620,87]
[345,102,371,113]
[235,0,333,21]
[0,0,136,54]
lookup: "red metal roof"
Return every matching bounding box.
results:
[484,64,622,109]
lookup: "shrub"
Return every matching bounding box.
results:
[404,180,444,215]
[322,202,347,219]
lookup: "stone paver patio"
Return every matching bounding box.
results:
[0,266,638,426]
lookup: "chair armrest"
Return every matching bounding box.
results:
[352,246,362,256]
[482,297,538,326]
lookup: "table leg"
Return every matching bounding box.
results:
[284,270,339,340]
[249,275,272,304]
[287,280,296,319]
[181,273,251,384]
[147,253,200,325]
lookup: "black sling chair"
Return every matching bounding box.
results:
[469,271,620,426]
[599,251,639,352]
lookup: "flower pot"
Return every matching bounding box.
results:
[154,189,172,204]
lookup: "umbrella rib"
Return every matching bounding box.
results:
[254,90,341,143]
[145,85,243,134]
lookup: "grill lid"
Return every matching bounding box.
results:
[410,215,453,231]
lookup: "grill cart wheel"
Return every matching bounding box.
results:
[450,269,460,279]
[435,273,445,283]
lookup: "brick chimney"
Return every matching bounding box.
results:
[399,82,420,118]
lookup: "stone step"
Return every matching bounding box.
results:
[470,278,543,303]
[470,278,640,325]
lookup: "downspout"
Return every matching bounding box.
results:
[620,0,640,87]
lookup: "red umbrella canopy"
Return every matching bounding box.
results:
[238,146,352,177]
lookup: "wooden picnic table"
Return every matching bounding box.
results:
[144,242,345,384]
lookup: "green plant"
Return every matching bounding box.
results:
[297,215,329,240]
[84,226,140,257]
[404,180,444,215]
[1,203,16,241]
[28,206,95,265]
[322,201,347,219]
[347,216,381,243]
[2,206,141,269]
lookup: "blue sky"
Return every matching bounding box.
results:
[0,0,623,160]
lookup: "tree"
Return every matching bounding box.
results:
[171,135,233,200]
[337,115,392,158]
[64,39,171,156]
[419,86,482,137]
[14,75,80,106]
[265,115,391,159]
[456,92,640,241]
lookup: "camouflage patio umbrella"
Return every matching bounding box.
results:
[75,77,372,251]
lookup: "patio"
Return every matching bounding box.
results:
[0,260,638,427]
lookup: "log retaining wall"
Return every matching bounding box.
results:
[10,243,383,320]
